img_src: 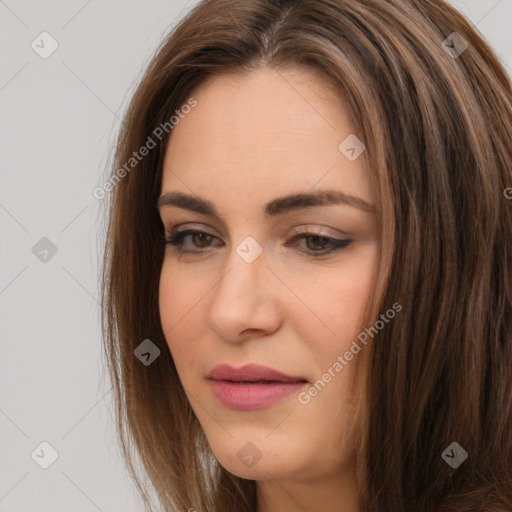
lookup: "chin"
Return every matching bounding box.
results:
[210,438,304,481]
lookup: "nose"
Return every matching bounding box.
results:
[205,243,282,342]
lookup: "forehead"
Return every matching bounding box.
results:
[162,66,373,207]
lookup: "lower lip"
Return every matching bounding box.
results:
[209,379,306,410]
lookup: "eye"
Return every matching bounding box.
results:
[160,227,352,257]
[286,227,352,256]
[162,228,220,251]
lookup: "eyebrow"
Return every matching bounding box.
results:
[156,189,375,217]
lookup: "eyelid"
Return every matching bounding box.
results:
[290,225,350,239]
[163,222,350,239]
[164,222,218,237]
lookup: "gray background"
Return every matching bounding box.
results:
[1,1,511,510]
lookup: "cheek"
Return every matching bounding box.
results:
[291,246,379,354]
[158,261,210,367]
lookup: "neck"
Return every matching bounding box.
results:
[256,464,360,512]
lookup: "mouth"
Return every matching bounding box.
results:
[207,363,308,410]
[207,363,308,384]
[218,379,308,385]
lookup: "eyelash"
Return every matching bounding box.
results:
[160,227,352,257]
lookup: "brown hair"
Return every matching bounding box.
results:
[99,0,512,510]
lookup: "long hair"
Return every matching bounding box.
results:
[99,1,512,510]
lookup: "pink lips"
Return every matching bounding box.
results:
[207,363,308,410]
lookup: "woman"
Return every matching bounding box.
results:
[99,0,512,510]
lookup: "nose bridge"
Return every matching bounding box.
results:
[216,234,267,301]
[206,235,279,339]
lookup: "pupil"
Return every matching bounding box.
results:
[195,233,211,247]
[307,235,324,250]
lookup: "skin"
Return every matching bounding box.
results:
[158,65,379,512]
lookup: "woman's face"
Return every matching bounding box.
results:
[158,66,379,495]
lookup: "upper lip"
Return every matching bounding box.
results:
[207,363,308,383]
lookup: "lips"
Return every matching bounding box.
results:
[207,364,308,410]
[207,363,308,383]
